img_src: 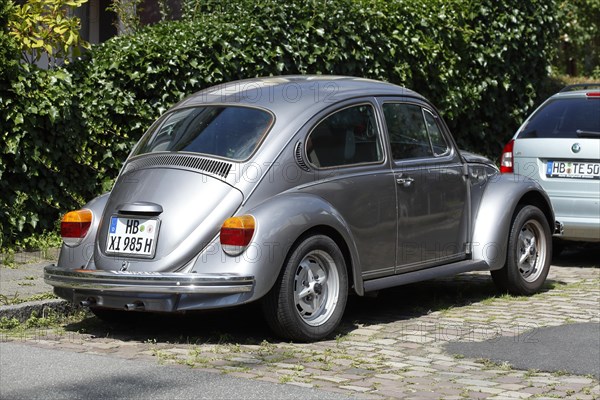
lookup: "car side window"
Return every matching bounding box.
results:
[383,103,449,161]
[307,104,382,168]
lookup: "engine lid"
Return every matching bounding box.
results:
[94,166,243,272]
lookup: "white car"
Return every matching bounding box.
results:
[500,84,600,247]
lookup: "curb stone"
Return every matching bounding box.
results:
[0,299,80,322]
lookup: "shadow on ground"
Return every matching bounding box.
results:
[63,245,597,346]
[62,276,561,346]
[552,242,600,268]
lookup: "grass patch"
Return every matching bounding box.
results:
[0,317,20,330]
[0,308,89,338]
[473,358,512,371]
[0,292,57,306]
[524,368,541,378]
[0,251,17,268]
[152,349,180,365]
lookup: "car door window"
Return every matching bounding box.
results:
[423,109,450,156]
[383,103,450,160]
[383,103,432,160]
[307,104,382,168]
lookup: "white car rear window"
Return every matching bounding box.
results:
[518,98,600,139]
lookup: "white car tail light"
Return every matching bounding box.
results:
[500,139,515,174]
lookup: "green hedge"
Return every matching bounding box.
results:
[0,0,18,88]
[0,0,559,247]
[556,0,600,77]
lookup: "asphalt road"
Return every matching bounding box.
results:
[446,322,600,379]
[0,342,353,400]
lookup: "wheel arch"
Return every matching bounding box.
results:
[243,192,364,299]
[515,191,554,234]
[292,225,360,296]
[471,174,554,271]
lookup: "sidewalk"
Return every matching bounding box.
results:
[0,248,72,321]
[0,249,58,298]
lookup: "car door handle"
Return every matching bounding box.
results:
[396,176,414,187]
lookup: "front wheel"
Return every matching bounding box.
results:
[491,205,552,295]
[262,235,348,342]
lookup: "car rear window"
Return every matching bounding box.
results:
[133,106,273,160]
[517,97,600,139]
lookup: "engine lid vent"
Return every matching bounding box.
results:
[122,154,233,179]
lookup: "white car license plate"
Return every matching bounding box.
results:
[106,216,159,257]
[546,160,600,180]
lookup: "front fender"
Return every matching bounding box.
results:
[471,174,554,270]
[189,192,362,303]
[57,193,110,269]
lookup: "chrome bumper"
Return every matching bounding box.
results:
[44,265,255,294]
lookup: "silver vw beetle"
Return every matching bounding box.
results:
[45,76,555,341]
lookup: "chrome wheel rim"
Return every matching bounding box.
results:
[517,219,546,282]
[293,250,340,326]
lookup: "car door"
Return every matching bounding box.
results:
[378,98,469,273]
[301,100,398,280]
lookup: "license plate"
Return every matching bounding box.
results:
[546,160,600,180]
[106,216,159,257]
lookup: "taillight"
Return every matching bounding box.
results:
[586,91,600,98]
[61,209,93,246]
[500,139,515,174]
[220,215,255,256]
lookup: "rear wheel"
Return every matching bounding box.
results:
[262,235,348,342]
[491,205,552,295]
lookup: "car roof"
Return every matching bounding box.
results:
[552,83,600,100]
[551,90,596,99]
[559,83,600,93]
[173,75,425,114]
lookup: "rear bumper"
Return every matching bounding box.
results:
[551,195,600,242]
[553,216,600,242]
[44,265,255,294]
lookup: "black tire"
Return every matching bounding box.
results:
[491,205,552,295]
[262,235,348,342]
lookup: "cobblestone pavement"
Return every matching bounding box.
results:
[2,248,599,399]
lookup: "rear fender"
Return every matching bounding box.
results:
[190,192,362,302]
[471,174,554,270]
[57,193,109,269]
